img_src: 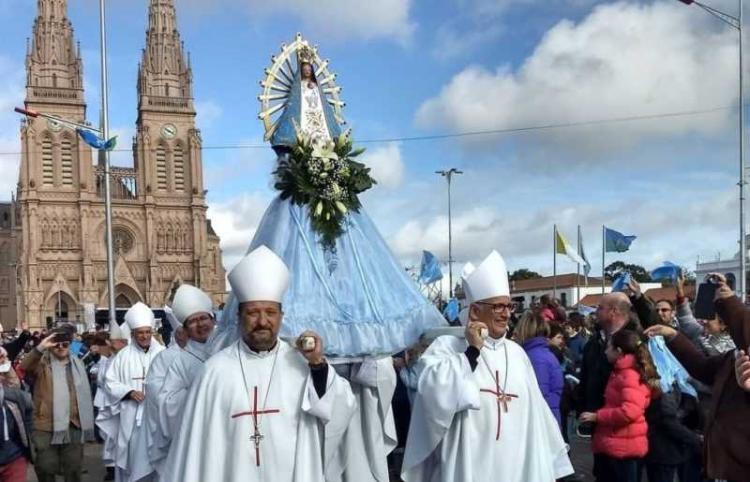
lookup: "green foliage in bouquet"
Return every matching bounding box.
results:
[273,129,376,249]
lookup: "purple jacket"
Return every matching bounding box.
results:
[522,336,564,427]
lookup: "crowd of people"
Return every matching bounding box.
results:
[0,250,747,482]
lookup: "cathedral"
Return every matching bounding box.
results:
[0,0,226,330]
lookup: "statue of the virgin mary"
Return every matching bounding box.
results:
[213,35,445,357]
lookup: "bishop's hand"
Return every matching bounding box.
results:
[465,322,488,350]
[296,330,325,366]
[127,390,145,403]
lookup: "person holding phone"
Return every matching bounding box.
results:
[644,273,750,482]
[20,325,95,482]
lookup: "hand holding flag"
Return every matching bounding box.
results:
[650,262,682,283]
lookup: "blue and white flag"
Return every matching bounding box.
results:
[604,227,637,253]
[77,128,117,151]
[580,234,591,278]
[611,272,632,292]
[443,298,459,322]
[648,336,697,397]
[419,250,443,285]
[650,261,681,283]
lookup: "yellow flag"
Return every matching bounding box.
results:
[555,229,586,265]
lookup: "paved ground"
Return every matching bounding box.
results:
[25,436,595,482]
[26,443,106,482]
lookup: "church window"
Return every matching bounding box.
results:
[60,136,74,186]
[42,135,54,186]
[156,144,168,190]
[173,144,185,192]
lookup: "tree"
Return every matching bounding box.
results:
[509,269,543,281]
[604,261,651,282]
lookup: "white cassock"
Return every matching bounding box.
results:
[331,356,398,482]
[93,355,118,466]
[401,335,573,482]
[151,339,211,476]
[143,342,183,477]
[163,339,356,482]
[103,340,165,482]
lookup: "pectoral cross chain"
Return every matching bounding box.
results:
[480,370,518,441]
[231,386,281,467]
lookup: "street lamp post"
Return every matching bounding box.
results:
[679,0,745,296]
[436,168,463,298]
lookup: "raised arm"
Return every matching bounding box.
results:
[645,325,725,386]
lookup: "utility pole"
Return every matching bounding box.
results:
[678,0,745,296]
[436,169,463,298]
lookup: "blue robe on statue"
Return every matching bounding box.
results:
[214,68,446,357]
[270,70,343,149]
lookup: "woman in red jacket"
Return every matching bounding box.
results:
[579,329,660,482]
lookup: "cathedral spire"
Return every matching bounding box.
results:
[138,0,194,114]
[25,0,84,105]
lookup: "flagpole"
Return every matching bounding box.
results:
[576,225,581,305]
[99,0,117,327]
[553,225,557,299]
[601,225,606,295]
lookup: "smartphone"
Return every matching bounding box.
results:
[694,282,719,320]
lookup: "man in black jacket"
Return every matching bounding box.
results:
[576,293,640,433]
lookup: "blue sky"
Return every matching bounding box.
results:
[0,0,745,281]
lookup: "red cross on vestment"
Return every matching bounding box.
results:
[479,370,518,441]
[231,386,281,467]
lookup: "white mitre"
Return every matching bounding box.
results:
[228,245,290,303]
[163,305,182,331]
[109,320,131,341]
[172,284,213,324]
[463,250,509,303]
[124,302,155,330]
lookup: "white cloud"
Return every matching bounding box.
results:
[383,184,738,277]
[178,0,415,44]
[195,100,223,130]
[417,1,739,154]
[207,192,271,272]
[203,137,273,189]
[361,142,405,189]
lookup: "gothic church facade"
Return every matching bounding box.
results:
[0,0,226,329]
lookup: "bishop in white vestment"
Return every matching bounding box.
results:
[164,246,356,482]
[102,302,165,482]
[402,251,573,482]
[142,305,188,479]
[95,320,131,474]
[149,285,216,476]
